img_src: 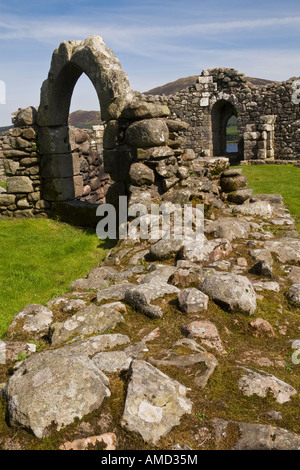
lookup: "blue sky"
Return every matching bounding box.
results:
[0,0,299,125]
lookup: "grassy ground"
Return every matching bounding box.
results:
[0,182,6,190]
[0,218,110,338]
[233,164,300,230]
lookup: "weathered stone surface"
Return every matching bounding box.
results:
[121,360,192,444]
[69,278,110,291]
[6,176,33,194]
[58,334,130,356]
[50,302,126,346]
[125,282,179,318]
[149,338,218,388]
[42,175,83,202]
[125,119,169,148]
[121,100,170,120]
[0,340,36,364]
[252,281,280,292]
[41,153,80,178]
[213,418,300,450]
[13,106,37,127]
[287,283,300,306]
[4,350,110,438]
[181,321,226,354]
[180,236,232,264]
[129,162,155,186]
[201,273,257,315]
[38,36,134,125]
[249,260,272,278]
[248,248,274,266]
[0,193,16,206]
[288,266,300,282]
[46,297,86,313]
[7,304,53,340]
[238,367,297,404]
[96,284,135,303]
[264,238,300,264]
[93,350,132,372]
[59,433,117,450]
[205,217,250,241]
[170,265,216,288]
[177,288,209,313]
[232,201,272,217]
[221,175,247,192]
[249,318,275,338]
[150,239,183,260]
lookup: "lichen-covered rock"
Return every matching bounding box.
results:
[149,338,218,388]
[125,119,169,148]
[238,367,297,404]
[287,283,300,306]
[205,217,250,241]
[221,175,247,193]
[181,320,226,354]
[213,418,300,450]
[4,350,111,438]
[125,282,179,319]
[121,360,192,444]
[264,239,300,264]
[129,162,155,186]
[50,302,126,346]
[177,288,209,313]
[232,201,272,218]
[7,304,53,341]
[200,272,257,315]
[180,236,232,264]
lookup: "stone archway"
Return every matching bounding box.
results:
[211,100,238,159]
[37,35,134,202]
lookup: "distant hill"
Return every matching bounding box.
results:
[145,75,277,96]
[69,110,102,129]
[0,125,13,136]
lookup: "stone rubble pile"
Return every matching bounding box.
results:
[0,162,300,450]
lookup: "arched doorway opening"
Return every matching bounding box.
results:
[37,36,133,204]
[211,100,239,162]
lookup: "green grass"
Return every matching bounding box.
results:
[0,182,6,190]
[233,164,300,229]
[0,218,110,338]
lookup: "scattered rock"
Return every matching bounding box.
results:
[252,281,280,292]
[97,284,135,302]
[286,283,300,306]
[7,304,53,341]
[4,350,111,438]
[249,318,275,338]
[59,433,117,450]
[149,338,218,388]
[125,282,179,319]
[249,260,272,278]
[177,288,209,313]
[232,201,272,218]
[238,367,297,404]
[0,340,36,364]
[205,217,250,241]
[213,418,300,450]
[50,302,126,346]
[180,236,232,264]
[93,351,132,373]
[121,360,192,444]
[264,238,300,264]
[181,320,226,354]
[201,273,257,315]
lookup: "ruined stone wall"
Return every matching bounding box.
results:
[0,108,109,219]
[69,125,110,205]
[163,68,300,162]
[0,107,49,218]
